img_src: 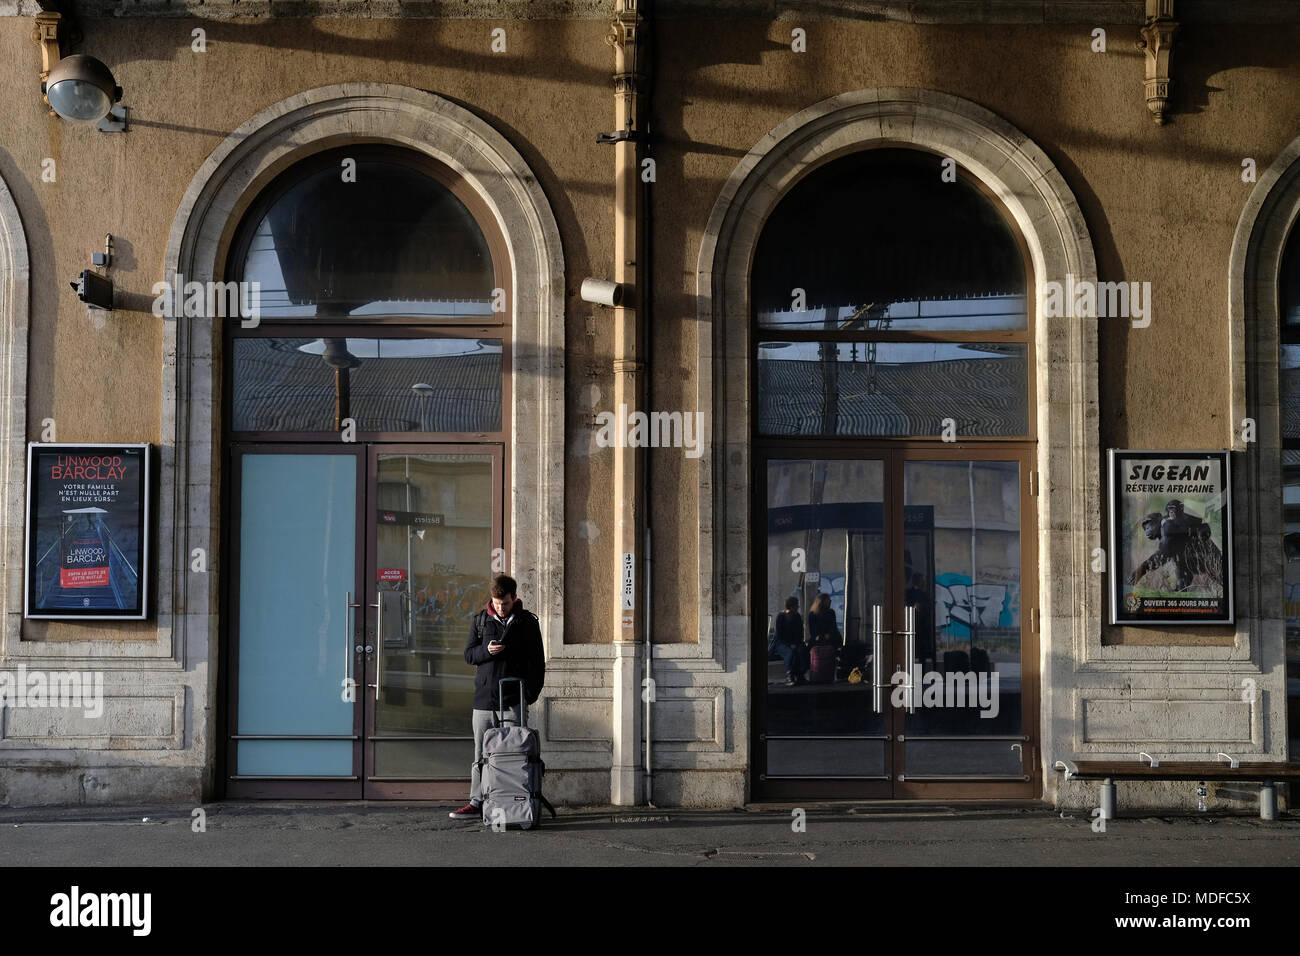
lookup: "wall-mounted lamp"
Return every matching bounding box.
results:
[35,12,127,132]
[45,55,126,131]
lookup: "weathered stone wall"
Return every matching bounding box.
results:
[0,5,1296,806]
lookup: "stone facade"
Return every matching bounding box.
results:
[0,2,1297,808]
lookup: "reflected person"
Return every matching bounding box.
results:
[774,596,809,686]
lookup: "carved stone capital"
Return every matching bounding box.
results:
[607,2,648,102]
[34,11,61,84]
[606,2,643,51]
[1137,1,1178,124]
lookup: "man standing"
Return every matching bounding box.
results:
[448,574,546,820]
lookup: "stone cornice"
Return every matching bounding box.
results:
[5,0,1299,24]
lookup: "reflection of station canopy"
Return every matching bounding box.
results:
[751,148,1025,316]
[233,338,503,433]
[759,354,1024,437]
[244,148,495,318]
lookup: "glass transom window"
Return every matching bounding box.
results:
[753,148,1032,439]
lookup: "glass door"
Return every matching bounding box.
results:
[891,452,1035,797]
[754,448,1037,799]
[758,456,894,800]
[226,444,503,799]
[227,446,365,798]
[362,446,503,799]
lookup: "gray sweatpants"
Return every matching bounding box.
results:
[470,703,527,806]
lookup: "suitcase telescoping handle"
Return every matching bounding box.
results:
[496,677,527,728]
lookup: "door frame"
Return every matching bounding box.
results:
[221,442,507,800]
[223,443,367,800]
[360,443,505,800]
[751,440,1040,801]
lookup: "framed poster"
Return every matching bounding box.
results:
[1108,449,1233,625]
[24,443,152,620]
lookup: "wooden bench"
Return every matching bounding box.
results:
[1054,756,1300,820]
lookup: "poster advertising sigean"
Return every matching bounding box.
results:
[1108,449,1233,625]
[25,444,151,620]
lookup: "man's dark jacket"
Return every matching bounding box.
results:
[463,599,546,711]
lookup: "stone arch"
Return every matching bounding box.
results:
[0,171,31,649]
[1226,133,1300,757]
[160,85,566,768]
[695,88,1100,795]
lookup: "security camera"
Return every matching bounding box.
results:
[580,278,623,307]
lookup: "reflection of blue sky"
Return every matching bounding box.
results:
[758,296,1026,331]
[295,338,501,359]
[759,341,1020,362]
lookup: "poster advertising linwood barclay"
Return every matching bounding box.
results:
[24,443,151,620]
[1108,449,1233,625]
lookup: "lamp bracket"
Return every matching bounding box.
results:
[98,104,128,133]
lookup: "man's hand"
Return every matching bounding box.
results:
[488,640,503,656]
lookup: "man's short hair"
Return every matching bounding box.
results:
[785,596,798,610]
[491,575,518,599]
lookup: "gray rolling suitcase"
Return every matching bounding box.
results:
[480,677,557,830]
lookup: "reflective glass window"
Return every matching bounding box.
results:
[238,147,496,320]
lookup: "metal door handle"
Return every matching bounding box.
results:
[343,591,361,690]
[902,605,916,713]
[871,604,882,714]
[369,595,383,702]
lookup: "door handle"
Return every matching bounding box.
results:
[871,604,883,714]
[369,594,383,702]
[344,590,361,695]
[902,604,916,713]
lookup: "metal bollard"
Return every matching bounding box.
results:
[1260,782,1277,821]
[1100,778,1116,820]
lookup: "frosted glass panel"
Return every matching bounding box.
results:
[237,453,356,776]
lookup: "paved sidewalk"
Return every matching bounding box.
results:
[2,801,1298,866]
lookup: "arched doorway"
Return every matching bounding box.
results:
[695,88,1101,805]
[158,85,565,801]
[752,147,1038,799]
[1231,129,1300,765]
[222,144,511,799]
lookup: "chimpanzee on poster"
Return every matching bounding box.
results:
[1128,500,1224,592]
[1109,451,1232,625]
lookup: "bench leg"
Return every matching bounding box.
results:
[1260,782,1277,821]
[1100,778,1116,820]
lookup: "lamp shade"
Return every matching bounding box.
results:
[45,55,121,122]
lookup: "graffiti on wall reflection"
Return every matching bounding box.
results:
[935,571,1019,635]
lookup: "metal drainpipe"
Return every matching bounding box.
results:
[608,0,649,807]
[641,0,656,809]
[644,526,654,806]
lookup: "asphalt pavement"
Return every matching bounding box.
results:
[2,800,1298,867]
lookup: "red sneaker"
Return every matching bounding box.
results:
[448,803,482,820]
